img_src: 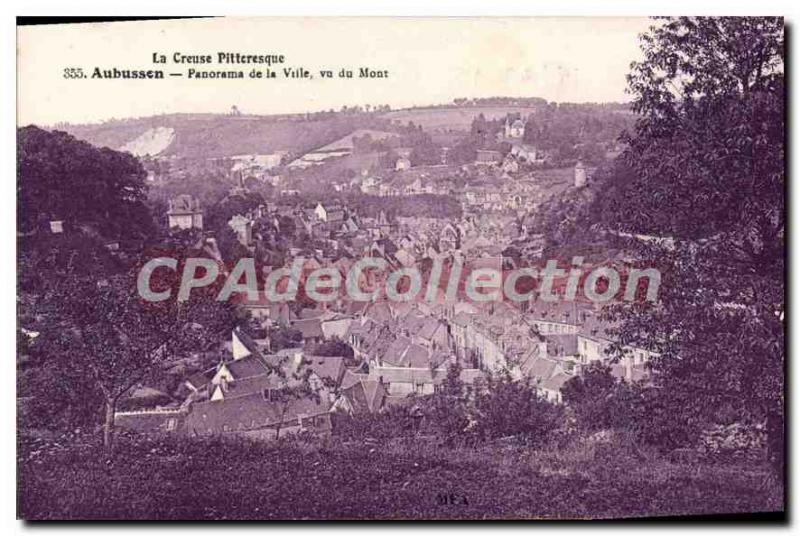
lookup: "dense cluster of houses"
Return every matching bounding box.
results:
[123,129,636,440]
[116,277,655,437]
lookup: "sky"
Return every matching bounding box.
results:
[17,17,652,126]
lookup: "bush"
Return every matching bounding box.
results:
[331,405,422,442]
[471,373,563,447]
[562,363,707,452]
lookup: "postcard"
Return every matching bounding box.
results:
[16,16,785,521]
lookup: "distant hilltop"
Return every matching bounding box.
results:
[42,98,631,160]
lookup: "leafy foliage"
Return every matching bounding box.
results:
[470,373,563,447]
[18,126,155,239]
[595,17,784,470]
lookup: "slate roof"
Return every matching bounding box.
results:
[364,302,393,324]
[381,336,412,366]
[186,391,331,435]
[403,344,430,368]
[327,210,345,223]
[115,410,186,434]
[342,378,386,414]
[526,357,560,382]
[214,372,283,399]
[340,369,368,391]
[346,317,378,339]
[226,354,270,379]
[541,372,573,392]
[186,366,217,391]
[304,356,347,388]
[417,318,445,342]
[293,318,325,340]
[544,334,580,356]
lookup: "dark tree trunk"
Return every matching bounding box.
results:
[103,398,116,451]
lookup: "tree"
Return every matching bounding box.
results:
[425,362,471,444]
[17,126,155,239]
[379,149,400,170]
[35,275,171,449]
[600,17,784,470]
[472,372,562,447]
[562,364,642,435]
[17,128,240,447]
[28,252,237,449]
[269,326,303,352]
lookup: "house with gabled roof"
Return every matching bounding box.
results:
[526,300,588,336]
[184,366,218,394]
[539,372,572,404]
[167,195,203,230]
[233,295,295,328]
[115,408,187,435]
[211,354,271,387]
[378,337,433,369]
[304,355,347,392]
[210,371,282,402]
[413,316,450,351]
[232,327,262,361]
[337,372,387,414]
[368,365,485,398]
[292,317,325,345]
[314,202,344,223]
[526,356,561,385]
[544,334,580,359]
[576,310,658,369]
[186,390,332,439]
[318,315,353,341]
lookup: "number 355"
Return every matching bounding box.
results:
[63,68,85,79]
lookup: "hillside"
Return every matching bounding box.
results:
[48,100,634,160]
[120,126,175,156]
[55,114,390,160]
[385,106,544,132]
[314,129,398,152]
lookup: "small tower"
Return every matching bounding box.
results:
[574,160,587,188]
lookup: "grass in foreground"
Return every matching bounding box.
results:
[18,431,783,520]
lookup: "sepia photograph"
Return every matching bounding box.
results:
[14,14,785,522]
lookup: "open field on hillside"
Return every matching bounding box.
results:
[59,115,374,159]
[384,106,542,132]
